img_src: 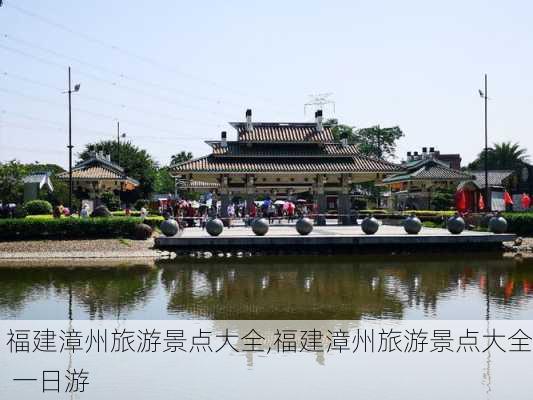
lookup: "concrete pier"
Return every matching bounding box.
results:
[155,225,515,253]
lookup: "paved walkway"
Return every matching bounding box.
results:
[180,224,494,238]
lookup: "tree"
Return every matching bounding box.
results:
[0,160,26,203]
[468,141,530,170]
[0,160,69,205]
[331,124,403,160]
[170,151,193,166]
[154,167,175,194]
[78,140,158,201]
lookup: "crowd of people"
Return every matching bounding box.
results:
[156,197,315,228]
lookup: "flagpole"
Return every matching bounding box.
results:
[483,74,489,211]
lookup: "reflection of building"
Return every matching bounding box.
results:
[380,152,473,210]
[22,172,54,202]
[170,109,400,221]
[57,152,139,203]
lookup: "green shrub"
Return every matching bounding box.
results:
[100,191,121,211]
[502,212,533,236]
[134,199,149,211]
[24,200,53,215]
[0,216,164,240]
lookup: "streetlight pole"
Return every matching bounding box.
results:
[479,74,489,212]
[117,120,120,167]
[68,67,73,211]
[65,66,80,211]
[483,74,489,212]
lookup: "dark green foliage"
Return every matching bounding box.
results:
[170,151,193,166]
[134,199,149,210]
[430,189,455,211]
[468,141,529,170]
[331,124,404,159]
[501,212,533,236]
[100,192,120,211]
[0,216,163,240]
[91,205,112,217]
[79,140,158,201]
[154,167,175,194]
[24,200,53,215]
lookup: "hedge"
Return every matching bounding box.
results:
[501,212,533,236]
[0,216,164,240]
[24,200,53,215]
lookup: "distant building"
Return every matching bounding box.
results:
[405,147,461,170]
[380,153,473,210]
[57,151,139,206]
[22,172,54,202]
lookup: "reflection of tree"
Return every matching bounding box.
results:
[0,267,158,319]
[161,256,533,320]
[161,259,406,319]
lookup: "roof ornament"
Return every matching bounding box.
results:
[315,110,323,132]
[221,131,227,148]
[245,109,253,133]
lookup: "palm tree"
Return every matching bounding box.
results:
[468,141,529,170]
[170,151,193,166]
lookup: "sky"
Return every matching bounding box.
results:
[0,0,532,169]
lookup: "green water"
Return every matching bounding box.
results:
[0,254,532,320]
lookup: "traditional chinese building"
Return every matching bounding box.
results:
[57,151,139,205]
[380,152,473,210]
[170,110,400,222]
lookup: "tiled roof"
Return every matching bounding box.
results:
[383,160,473,184]
[469,170,514,188]
[210,142,361,157]
[57,158,139,185]
[171,155,400,174]
[230,122,334,142]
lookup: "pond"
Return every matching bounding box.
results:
[1,254,532,320]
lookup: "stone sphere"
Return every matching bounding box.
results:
[251,218,269,236]
[206,218,224,236]
[361,216,379,235]
[134,223,153,240]
[447,214,465,235]
[403,215,422,235]
[489,215,508,234]
[160,218,179,237]
[296,217,314,235]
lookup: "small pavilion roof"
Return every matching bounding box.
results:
[458,170,514,189]
[57,155,139,185]
[382,158,473,184]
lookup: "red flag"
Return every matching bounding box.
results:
[455,190,466,211]
[478,194,485,211]
[521,194,531,209]
[504,191,514,205]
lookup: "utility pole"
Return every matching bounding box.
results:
[483,74,489,211]
[67,67,73,211]
[64,67,80,211]
[117,120,120,166]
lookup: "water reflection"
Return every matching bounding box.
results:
[0,255,532,319]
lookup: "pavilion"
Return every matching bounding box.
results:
[57,151,139,206]
[170,109,401,223]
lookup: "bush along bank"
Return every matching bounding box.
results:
[502,212,533,236]
[0,216,163,240]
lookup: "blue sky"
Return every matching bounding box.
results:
[1,0,532,168]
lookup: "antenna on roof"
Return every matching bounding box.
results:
[304,93,335,116]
